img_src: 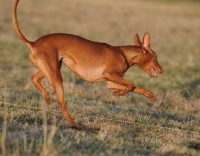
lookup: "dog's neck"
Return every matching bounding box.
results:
[116,46,143,67]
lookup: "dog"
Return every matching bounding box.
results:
[13,0,164,129]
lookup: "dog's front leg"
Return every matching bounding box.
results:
[107,81,130,96]
[106,74,134,96]
[107,81,157,102]
[132,87,157,102]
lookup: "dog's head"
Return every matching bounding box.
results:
[134,33,164,77]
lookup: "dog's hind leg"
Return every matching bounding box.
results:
[31,71,51,104]
[34,53,79,128]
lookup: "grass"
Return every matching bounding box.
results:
[0,0,200,155]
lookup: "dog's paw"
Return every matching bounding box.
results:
[71,124,83,130]
[44,95,51,104]
[112,91,125,96]
[112,91,119,96]
[147,93,157,102]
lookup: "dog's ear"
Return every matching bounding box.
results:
[142,32,150,49]
[134,34,142,46]
[142,32,150,54]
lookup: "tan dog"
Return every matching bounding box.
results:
[13,0,164,129]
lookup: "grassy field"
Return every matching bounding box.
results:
[0,0,200,155]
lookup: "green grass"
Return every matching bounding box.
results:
[0,0,200,155]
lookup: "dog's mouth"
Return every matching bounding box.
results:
[150,66,156,77]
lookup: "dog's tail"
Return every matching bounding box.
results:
[12,0,32,49]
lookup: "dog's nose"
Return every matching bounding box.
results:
[159,68,164,74]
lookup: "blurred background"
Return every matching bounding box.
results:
[1,0,200,98]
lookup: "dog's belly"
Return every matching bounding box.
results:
[62,57,106,82]
[75,67,106,82]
